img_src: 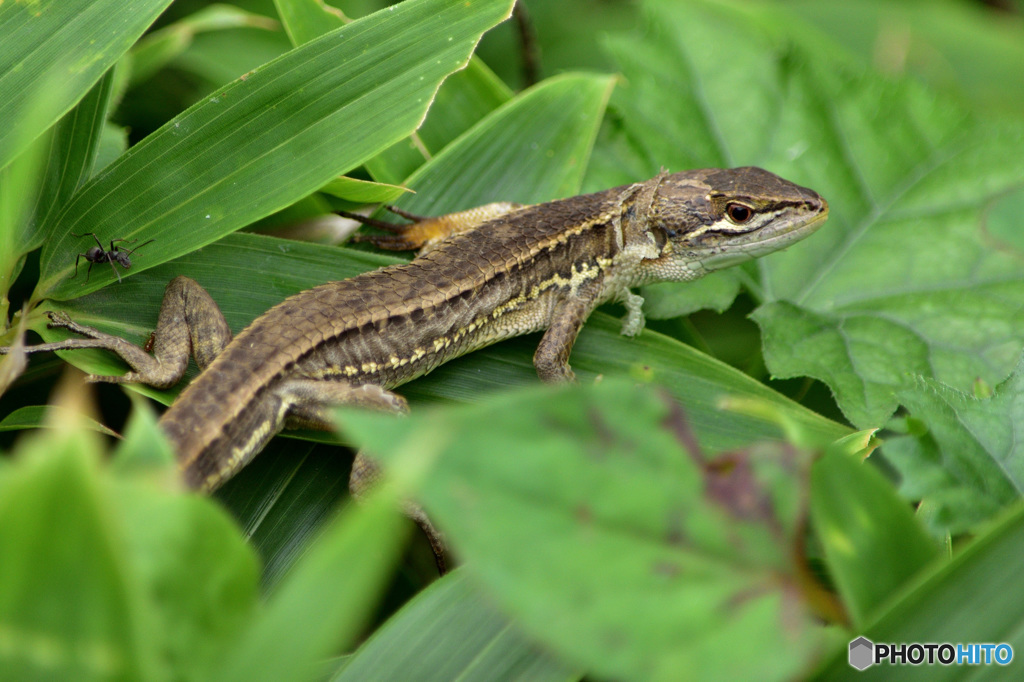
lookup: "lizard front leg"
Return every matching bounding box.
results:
[1,276,230,388]
[533,282,604,384]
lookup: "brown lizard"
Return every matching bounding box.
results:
[2,167,828,566]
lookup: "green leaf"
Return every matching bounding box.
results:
[1,85,60,320]
[339,380,829,681]
[36,0,516,299]
[407,312,848,447]
[116,487,260,681]
[397,72,616,215]
[0,425,159,680]
[30,71,115,242]
[214,440,351,592]
[0,383,262,682]
[815,502,1024,680]
[274,0,347,47]
[641,272,741,319]
[0,0,172,170]
[884,357,1024,534]
[598,0,1024,429]
[0,405,118,437]
[332,569,578,682]
[129,3,280,86]
[95,123,128,176]
[110,393,176,475]
[811,443,940,628]
[364,57,512,185]
[417,58,512,155]
[215,484,410,682]
[318,176,411,204]
[786,0,1024,114]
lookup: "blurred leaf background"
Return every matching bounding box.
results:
[2,0,1024,680]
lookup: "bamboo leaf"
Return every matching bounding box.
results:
[332,569,578,682]
[36,0,516,300]
[0,0,172,169]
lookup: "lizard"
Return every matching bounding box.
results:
[2,166,828,567]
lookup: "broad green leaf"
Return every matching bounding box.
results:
[129,4,280,86]
[166,20,292,90]
[883,357,1024,535]
[364,57,512,184]
[405,312,848,447]
[215,483,410,682]
[0,380,261,682]
[332,569,578,682]
[815,502,1024,680]
[215,440,351,592]
[640,273,741,319]
[415,58,512,160]
[0,0,172,170]
[602,0,1024,429]
[811,444,940,628]
[339,380,830,681]
[0,426,159,680]
[110,393,175,475]
[115,488,260,682]
[787,0,1024,113]
[36,0,516,299]
[397,72,615,215]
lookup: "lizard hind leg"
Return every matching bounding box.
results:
[278,378,448,573]
[343,201,525,254]
[1,276,232,390]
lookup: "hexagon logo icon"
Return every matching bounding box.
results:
[849,637,874,670]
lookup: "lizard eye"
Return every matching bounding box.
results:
[725,203,754,225]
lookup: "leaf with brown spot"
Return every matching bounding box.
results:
[340,378,832,681]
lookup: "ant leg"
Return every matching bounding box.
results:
[120,239,154,257]
[105,255,123,283]
[71,232,105,252]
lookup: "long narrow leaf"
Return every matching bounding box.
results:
[37,0,516,300]
[0,0,172,169]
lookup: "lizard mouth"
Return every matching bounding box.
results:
[692,198,829,271]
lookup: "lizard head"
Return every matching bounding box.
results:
[636,166,829,282]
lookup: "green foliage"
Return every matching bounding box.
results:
[340,380,830,680]
[330,569,577,681]
[2,0,1024,679]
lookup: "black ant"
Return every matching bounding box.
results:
[71,232,154,283]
